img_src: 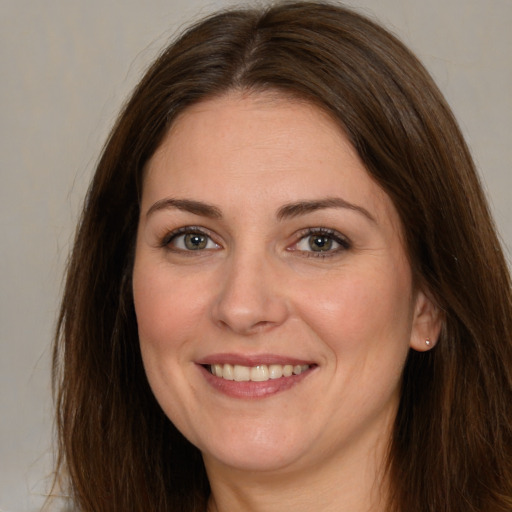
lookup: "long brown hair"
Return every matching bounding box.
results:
[52,2,512,510]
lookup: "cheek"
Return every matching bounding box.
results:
[132,261,204,420]
[132,260,207,353]
[133,254,210,326]
[295,263,414,354]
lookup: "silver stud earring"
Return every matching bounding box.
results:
[425,338,431,346]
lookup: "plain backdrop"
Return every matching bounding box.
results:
[1,0,510,510]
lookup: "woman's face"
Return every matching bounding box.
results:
[133,93,437,477]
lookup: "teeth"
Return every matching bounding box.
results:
[293,365,303,375]
[222,363,234,380]
[269,364,283,379]
[250,365,269,382]
[233,365,250,381]
[283,364,293,377]
[208,363,310,382]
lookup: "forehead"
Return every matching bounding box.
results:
[143,92,400,230]
[149,91,353,173]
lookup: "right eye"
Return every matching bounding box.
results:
[164,229,220,251]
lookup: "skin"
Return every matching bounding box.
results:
[132,92,441,512]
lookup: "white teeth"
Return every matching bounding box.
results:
[250,365,269,382]
[268,364,283,379]
[208,363,310,382]
[283,365,293,377]
[233,365,250,382]
[223,363,234,380]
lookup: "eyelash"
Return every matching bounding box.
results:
[160,226,351,257]
[290,228,351,258]
[161,226,220,253]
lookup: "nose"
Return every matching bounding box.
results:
[211,250,289,335]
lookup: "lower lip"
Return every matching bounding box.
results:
[198,365,314,399]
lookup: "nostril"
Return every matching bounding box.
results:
[214,317,276,335]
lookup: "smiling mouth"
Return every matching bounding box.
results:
[205,363,311,382]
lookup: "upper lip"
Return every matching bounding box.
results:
[196,353,315,367]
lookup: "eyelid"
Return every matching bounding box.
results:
[158,225,350,257]
[288,227,351,257]
[160,225,221,250]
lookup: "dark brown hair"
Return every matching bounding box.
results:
[52,2,512,511]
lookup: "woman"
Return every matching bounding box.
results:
[52,2,512,511]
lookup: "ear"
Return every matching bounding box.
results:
[410,290,443,352]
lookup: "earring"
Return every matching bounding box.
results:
[425,338,431,346]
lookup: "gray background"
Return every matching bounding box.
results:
[1,0,510,510]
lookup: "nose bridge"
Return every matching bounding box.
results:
[212,243,288,334]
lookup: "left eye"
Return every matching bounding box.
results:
[293,230,350,254]
[168,232,219,251]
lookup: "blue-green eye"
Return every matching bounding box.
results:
[294,229,350,255]
[165,229,219,251]
[306,234,335,252]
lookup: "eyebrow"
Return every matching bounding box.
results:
[145,196,376,223]
[277,197,376,223]
[146,198,222,219]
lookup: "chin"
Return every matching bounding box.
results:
[204,445,305,474]
[197,423,320,474]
